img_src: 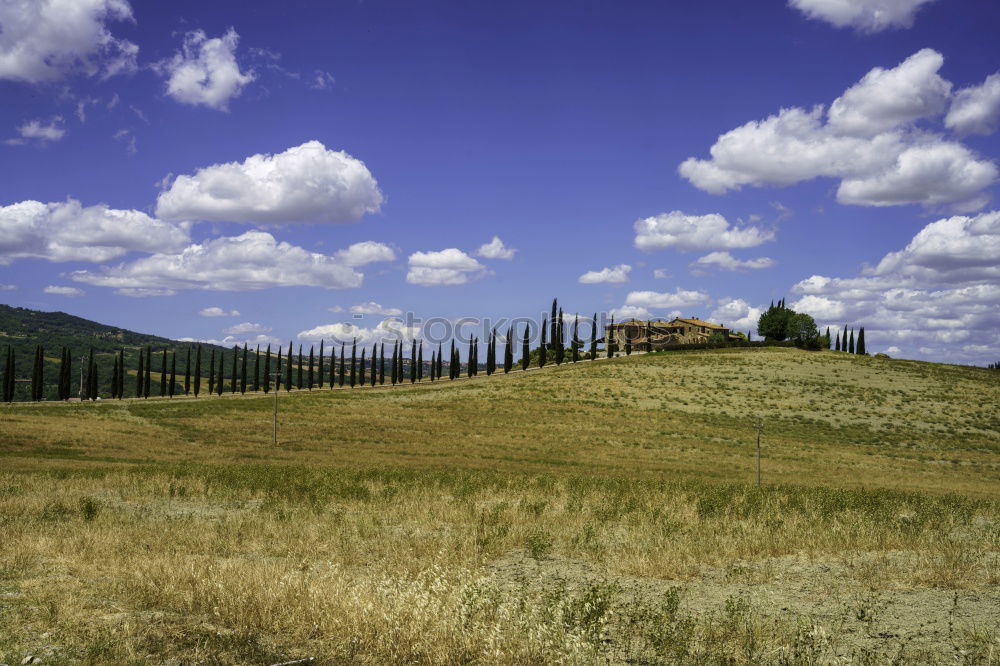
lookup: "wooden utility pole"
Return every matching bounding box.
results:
[753,421,764,488]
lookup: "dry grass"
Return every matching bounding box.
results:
[0,348,998,664]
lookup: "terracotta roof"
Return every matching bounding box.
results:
[670,318,728,329]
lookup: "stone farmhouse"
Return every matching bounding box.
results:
[604,317,738,348]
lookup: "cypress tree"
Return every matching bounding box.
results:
[169,352,177,398]
[359,347,366,386]
[555,307,564,365]
[486,331,494,375]
[448,340,455,379]
[408,340,415,383]
[217,350,225,396]
[209,349,216,394]
[296,344,304,391]
[572,315,580,363]
[539,321,547,368]
[318,340,325,389]
[430,350,436,381]
[437,342,443,379]
[286,341,294,392]
[160,348,168,396]
[330,345,337,391]
[136,349,144,398]
[504,325,513,373]
[625,330,632,356]
[339,342,345,387]
[842,327,848,352]
[30,345,40,401]
[308,345,315,390]
[824,327,831,350]
[263,345,271,393]
[3,345,13,402]
[589,314,597,360]
[371,347,377,387]
[184,348,192,395]
[391,342,398,385]
[607,315,615,358]
[194,345,202,397]
[144,346,152,398]
[275,344,283,391]
[857,327,866,356]
[835,329,841,351]
[417,343,424,381]
[252,345,259,392]
[109,352,118,401]
[350,338,357,387]
[468,338,476,378]
[232,345,240,393]
[848,329,855,354]
[521,324,529,371]
[88,351,98,400]
[549,299,558,352]
[85,348,95,400]
[68,347,75,400]
[380,342,386,385]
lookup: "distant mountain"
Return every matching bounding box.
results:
[0,304,242,401]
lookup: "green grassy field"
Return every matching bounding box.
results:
[1,348,998,664]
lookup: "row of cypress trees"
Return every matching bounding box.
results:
[3,300,625,402]
[832,326,866,355]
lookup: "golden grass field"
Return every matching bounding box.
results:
[1,347,998,664]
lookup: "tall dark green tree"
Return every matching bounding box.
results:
[572,315,580,363]
[307,345,315,390]
[391,342,398,385]
[160,348,168,397]
[448,340,456,379]
[232,345,240,393]
[380,343,386,385]
[371,347,377,387]
[437,342,443,380]
[217,350,225,396]
[625,328,632,356]
[144,346,152,398]
[30,345,41,401]
[549,299,558,352]
[757,304,794,341]
[136,349,144,398]
[296,344,303,391]
[359,347,366,386]
[85,348,95,401]
[118,349,125,399]
[329,341,336,388]
[194,345,202,397]
[645,321,653,353]
[252,345,259,393]
[417,343,423,382]
[539,321,547,368]
[184,348,192,395]
[263,345,271,393]
[521,324,529,370]
[842,327,848,352]
[408,339,415,383]
[825,327,832,350]
[3,345,13,402]
[486,330,495,375]
[835,329,841,351]
[857,327,866,356]
[430,350,436,381]
[589,314,598,360]
[109,351,118,401]
[350,338,357,387]
[276,345,283,391]
[555,307,565,365]
[339,342,345,387]
[318,340,325,389]
[606,315,615,358]
[848,329,855,354]
[208,348,216,394]
[504,325,513,373]
[286,341,294,392]
[169,352,177,398]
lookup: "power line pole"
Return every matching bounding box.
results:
[753,421,764,488]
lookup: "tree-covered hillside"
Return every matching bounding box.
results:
[0,304,241,401]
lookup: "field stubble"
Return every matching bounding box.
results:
[1,348,998,663]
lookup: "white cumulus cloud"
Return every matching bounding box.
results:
[624,288,708,310]
[335,241,395,266]
[7,117,66,145]
[475,236,516,260]
[155,141,384,224]
[71,231,368,292]
[406,248,486,286]
[157,28,254,111]
[0,199,190,264]
[222,322,271,335]
[789,0,936,32]
[350,301,403,316]
[945,73,1000,136]
[691,251,775,273]
[199,306,240,317]
[579,264,632,284]
[634,211,774,251]
[709,298,765,333]
[0,0,137,83]
[298,318,421,344]
[679,49,998,211]
[44,285,84,297]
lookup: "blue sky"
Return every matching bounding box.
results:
[1,0,998,364]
